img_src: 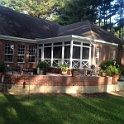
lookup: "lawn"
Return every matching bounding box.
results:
[0,93,124,124]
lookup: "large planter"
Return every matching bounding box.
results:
[112,75,119,84]
[72,71,78,77]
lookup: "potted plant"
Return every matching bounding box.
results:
[57,64,69,75]
[100,69,107,77]
[106,65,120,84]
[71,66,78,77]
[0,62,8,81]
[37,61,49,75]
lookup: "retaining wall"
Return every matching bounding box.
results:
[0,74,123,94]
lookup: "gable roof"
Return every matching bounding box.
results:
[58,21,122,44]
[0,6,60,39]
[0,6,122,45]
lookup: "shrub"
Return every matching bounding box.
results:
[100,59,119,70]
[106,65,120,76]
[0,62,8,74]
[37,61,49,69]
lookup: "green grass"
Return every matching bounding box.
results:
[0,93,124,124]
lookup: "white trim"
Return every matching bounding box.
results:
[0,35,36,43]
[0,34,119,47]
[70,40,73,68]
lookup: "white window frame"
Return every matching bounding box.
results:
[113,50,116,60]
[28,45,36,62]
[17,44,25,63]
[5,43,14,62]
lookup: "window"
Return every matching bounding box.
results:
[73,46,80,59]
[113,50,116,60]
[17,45,25,62]
[82,47,89,59]
[53,46,62,58]
[5,43,14,62]
[96,48,100,65]
[44,47,51,58]
[28,45,36,62]
[64,46,70,59]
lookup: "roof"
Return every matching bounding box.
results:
[0,6,60,39]
[58,21,122,44]
[0,6,122,45]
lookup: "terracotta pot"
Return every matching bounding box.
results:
[61,70,67,75]
[72,71,78,77]
[112,75,119,84]
[101,72,106,77]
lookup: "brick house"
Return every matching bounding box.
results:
[0,6,123,70]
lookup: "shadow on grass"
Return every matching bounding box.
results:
[0,92,124,124]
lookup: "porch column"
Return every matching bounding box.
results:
[89,44,92,68]
[51,43,53,67]
[41,44,44,61]
[79,42,83,68]
[70,40,73,68]
[62,42,64,64]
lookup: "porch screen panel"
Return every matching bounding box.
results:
[82,47,89,59]
[44,47,51,58]
[64,46,70,59]
[73,46,80,59]
[53,46,62,58]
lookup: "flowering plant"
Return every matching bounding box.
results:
[71,66,78,71]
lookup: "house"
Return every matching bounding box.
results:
[0,6,123,71]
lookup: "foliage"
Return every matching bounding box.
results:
[0,62,8,74]
[57,64,69,71]
[71,66,78,71]
[37,61,49,69]
[106,65,120,76]
[100,59,119,70]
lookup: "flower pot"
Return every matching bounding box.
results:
[112,75,119,84]
[101,72,106,77]
[72,71,78,77]
[61,70,67,75]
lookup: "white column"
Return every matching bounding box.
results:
[80,42,83,68]
[89,44,92,68]
[51,43,53,67]
[92,44,95,65]
[70,40,73,68]
[62,42,64,64]
[41,44,44,61]
[37,44,39,64]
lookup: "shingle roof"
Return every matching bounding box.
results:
[58,21,122,44]
[0,6,122,45]
[0,6,60,39]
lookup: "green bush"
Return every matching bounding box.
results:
[57,64,69,71]
[106,65,120,76]
[37,61,49,69]
[100,59,119,70]
[0,62,8,74]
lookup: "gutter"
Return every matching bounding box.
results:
[0,34,119,47]
[0,35,36,43]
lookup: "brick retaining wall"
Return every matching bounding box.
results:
[4,74,113,86]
